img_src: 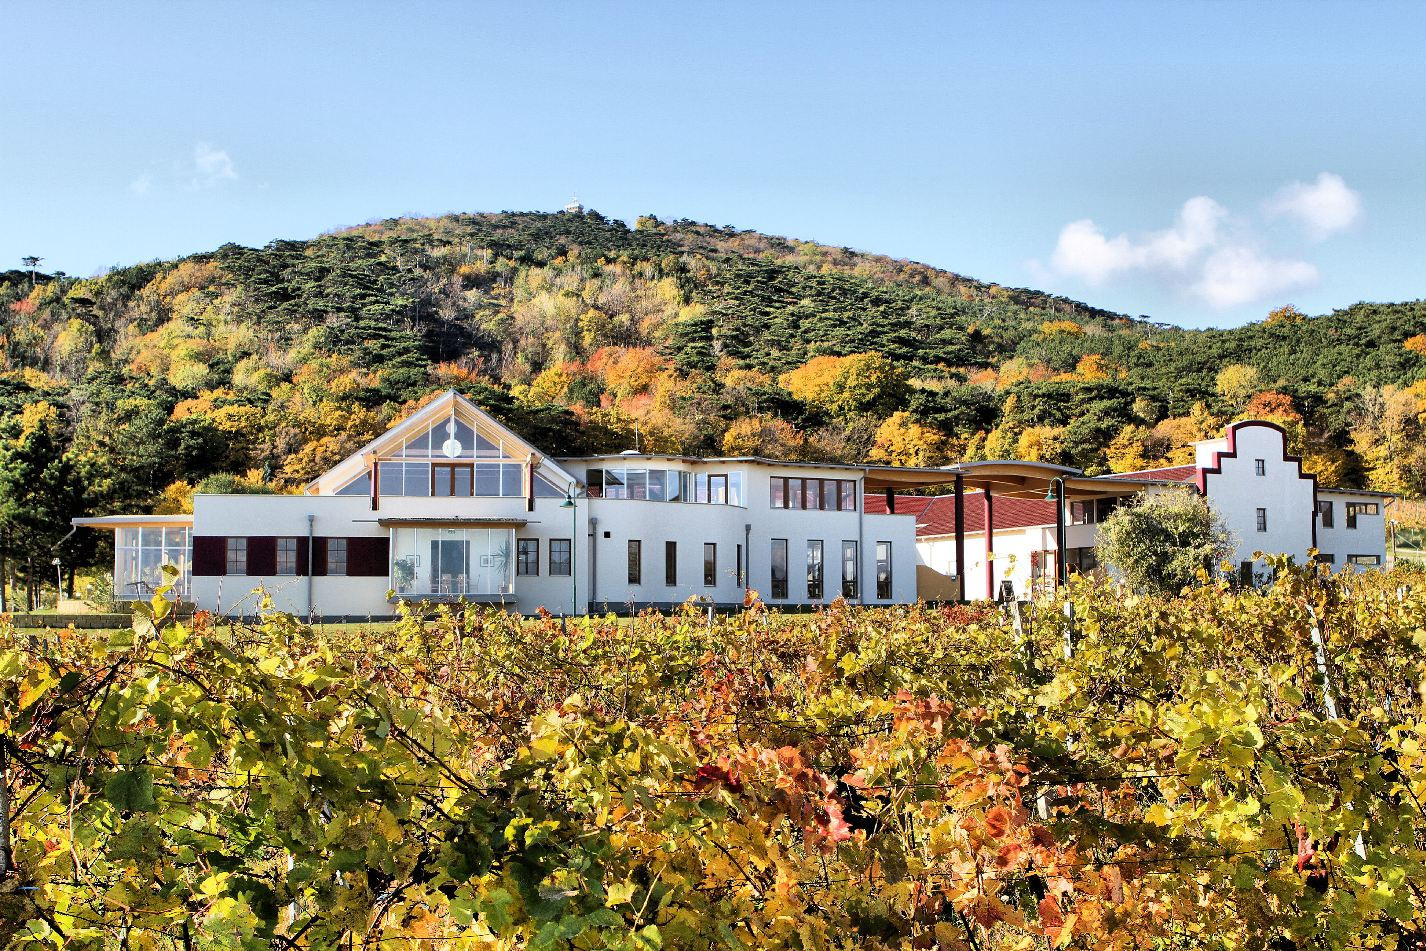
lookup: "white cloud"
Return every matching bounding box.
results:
[1048,196,1226,285]
[1041,183,1346,310]
[128,174,153,196]
[189,143,237,188]
[1193,246,1318,309]
[1265,172,1361,240]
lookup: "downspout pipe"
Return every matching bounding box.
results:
[306,514,315,620]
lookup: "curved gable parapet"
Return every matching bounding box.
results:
[1196,418,1319,548]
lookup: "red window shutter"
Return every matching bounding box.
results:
[192,536,227,576]
[247,536,277,576]
[312,537,329,577]
[347,536,390,577]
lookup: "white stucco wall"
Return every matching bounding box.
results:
[578,461,917,610]
[1315,490,1388,571]
[1198,423,1314,569]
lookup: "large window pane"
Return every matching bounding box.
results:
[770,539,788,599]
[875,541,892,599]
[841,541,858,599]
[807,541,824,600]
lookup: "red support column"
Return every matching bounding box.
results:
[954,475,965,602]
[984,487,995,601]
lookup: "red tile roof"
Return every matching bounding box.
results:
[1099,465,1200,483]
[866,492,1058,537]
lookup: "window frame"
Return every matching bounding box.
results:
[431,462,474,497]
[703,543,717,587]
[516,538,540,576]
[665,540,677,586]
[327,538,348,576]
[806,540,824,600]
[276,537,299,576]
[1348,553,1381,566]
[841,540,859,600]
[770,538,788,599]
[1254,458,1266,476]
[226,537,247,576]
[549,538,572,576]
[1255,507,1268,533]
[875,541,892,600]
[1317,500,1334,529]
[627,539,642,585]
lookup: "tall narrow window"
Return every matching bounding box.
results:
[550,539,572,576]
[627,540,642,584]
[1254,459,1266,476]
[665,540,677,586]
[804,479,821,511]
[1256,508,1268,532]
[327,538,348,576]
[736,543,743,586]
[839,481,856,512]
[1317,500,1334,528]
[703,543,717,586]
[875,542,892,599]
[770,539,788,599]
[276,538,298,576]
[517,538,539,576]
[806,540,824,600]
[841,541,859,599]
[708,474,728,505]
[226,538,247,575]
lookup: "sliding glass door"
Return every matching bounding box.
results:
[390,527,515,597]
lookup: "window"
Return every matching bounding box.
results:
[327,538,348,576]
[736,543,743,587]
[1317,500,1334,528]
[276,537,298,576]
[665,541,677,586]
[709,474,728,505]
[336,472,371,496]
[1348,554,1382,566]
[875,542,892,599]
[1314,553,1336,565]
[806,540,824,600]
[1255,458,1266,476]
[770,478,786,508]
[1070,501,1095,525]
[1346,502,1380,529]
[517,538,539,576]
[628,540,642,584]
[549,538,572,576]
[769,477,859,511]
[703,543,717,586]
[770,539,788,599]
[841,541,858,599]
[1256,508,1267,532]
[226,538,247,575]
[432,463,473,496]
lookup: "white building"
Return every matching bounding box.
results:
[75,391,935,618]
[885,420,1392,600]
[74,405,1392,616]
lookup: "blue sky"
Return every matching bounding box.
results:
[2,1,1422,328]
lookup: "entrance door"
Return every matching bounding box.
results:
[430,539,470,593]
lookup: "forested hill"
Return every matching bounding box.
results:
[2,208,1425,571]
